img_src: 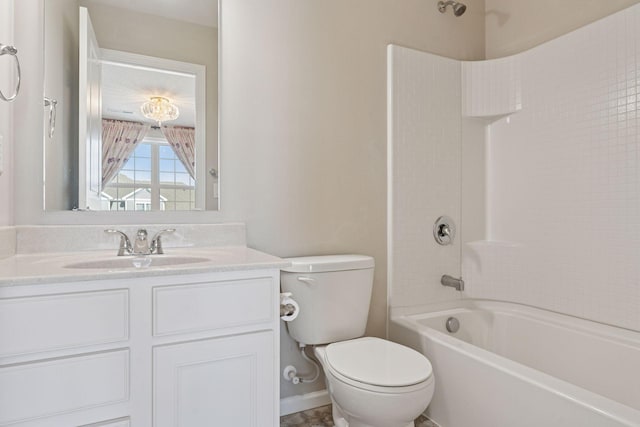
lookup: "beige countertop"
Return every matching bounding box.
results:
[0,246,289,286]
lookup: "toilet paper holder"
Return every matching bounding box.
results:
[280,292,299,321]
[280,303,297,317]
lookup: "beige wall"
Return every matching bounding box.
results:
[220,0,485,399]
[485,0,640,58]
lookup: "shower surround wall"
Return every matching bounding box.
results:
[465,4,640,332]
[390,4,640,333]
[387,46,463,309]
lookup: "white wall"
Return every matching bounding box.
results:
[465,4,640,332]
[0,0,15,226]
[388,46,465,311]
[485,0,640,58]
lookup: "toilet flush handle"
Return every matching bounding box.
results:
[297,276,316,285]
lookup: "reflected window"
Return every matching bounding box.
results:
[102,137,195,211]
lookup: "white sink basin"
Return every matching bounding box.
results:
[64,256,211,269]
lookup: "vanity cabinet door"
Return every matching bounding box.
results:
[153,331,275,427]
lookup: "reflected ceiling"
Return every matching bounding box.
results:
[89,0,218,28]
[101,63,196,127]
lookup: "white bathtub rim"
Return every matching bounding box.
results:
[391,299,640,345]
[391,315,640,426]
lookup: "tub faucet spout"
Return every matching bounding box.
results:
[441,275,464,291]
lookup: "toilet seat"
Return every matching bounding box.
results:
[323,337,433,393]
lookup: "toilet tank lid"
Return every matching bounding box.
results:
[281,254,374,273]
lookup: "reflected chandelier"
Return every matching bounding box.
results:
[141,96,179,125]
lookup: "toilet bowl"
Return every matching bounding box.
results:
[314,337,434,427]
[281,255,435,427]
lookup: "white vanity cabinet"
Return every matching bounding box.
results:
[0,268,281,427]
[154,331,274,426]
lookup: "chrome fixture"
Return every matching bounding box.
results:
[105,228,175,256]
[282,345,320,385]
[0,44,21,102]
[44,97,58,138]
[441,274,464,291]
[446,316,460,333]
[133,229,150,254]
[434,216,456,245]
[105,229,133,256]
[150,229,176,255]
[438,0,467,16]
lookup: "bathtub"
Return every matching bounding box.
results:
[389,300,640,427]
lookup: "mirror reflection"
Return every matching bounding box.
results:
[43,0,219,212]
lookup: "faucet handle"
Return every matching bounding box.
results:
[150,229,176,254]
[105,229,133,256]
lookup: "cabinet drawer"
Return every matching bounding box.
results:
[153,277,274,336]
[0,350,129,425]
[0,290,129,358]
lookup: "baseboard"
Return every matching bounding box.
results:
[280,389,331,416]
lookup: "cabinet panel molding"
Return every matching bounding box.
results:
[80,417,130,427]
[153,332,274,427]
[0,350,129,425]
[0,290,129,358]
[153,277,274,336]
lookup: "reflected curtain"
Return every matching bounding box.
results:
[101,119,150,187]
[162,126,196,179]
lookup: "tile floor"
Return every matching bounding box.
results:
[280,405,437,427]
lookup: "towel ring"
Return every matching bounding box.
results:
[0,44,21,102]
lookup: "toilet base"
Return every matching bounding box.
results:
[331,397,415,427]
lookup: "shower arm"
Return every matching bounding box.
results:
[438,0,456,12]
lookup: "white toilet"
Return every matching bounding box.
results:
[281,255,434,427]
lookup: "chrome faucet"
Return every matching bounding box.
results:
[105,228,176,256]
[150,229,175,254]
[104,229,133,256]
[441,274,464,291]
[133,229,151,254]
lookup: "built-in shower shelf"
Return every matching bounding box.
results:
[462,56,522,119]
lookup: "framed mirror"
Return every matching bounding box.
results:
[43,0,219,212]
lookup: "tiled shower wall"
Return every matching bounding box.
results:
[388,46,463,309]
[464,5,640,331]
[390,4,640,331]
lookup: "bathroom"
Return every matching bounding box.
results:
[0,0,639,426]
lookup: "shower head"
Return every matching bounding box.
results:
[438,0,467,16]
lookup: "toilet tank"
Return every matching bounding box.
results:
[281,255,375,345]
